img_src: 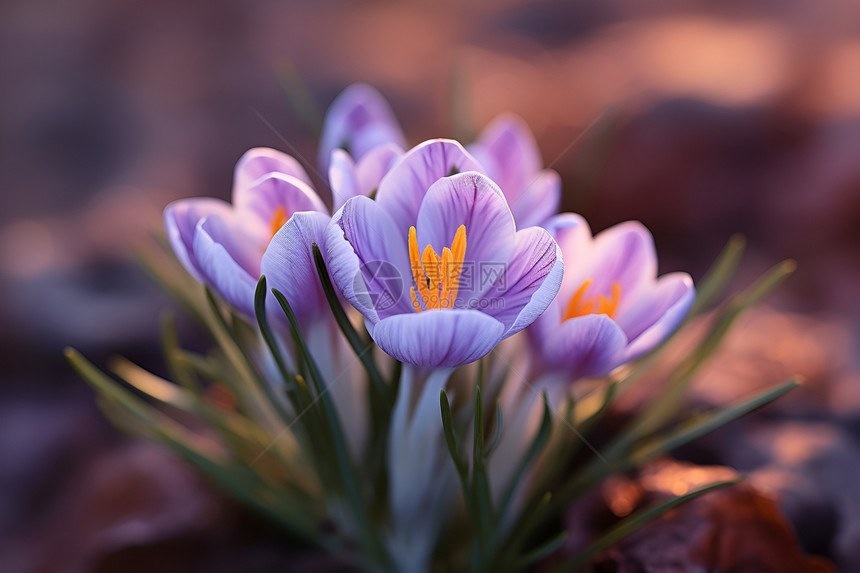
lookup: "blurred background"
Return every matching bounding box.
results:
[1,0,859,571]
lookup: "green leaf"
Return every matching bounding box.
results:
[312,244,391,406]
[492,491,553,571]
[160,312,202,394]
[689,234,746,315]
[471,385,494,559]
[109,356,199,413]
[516,530,568,569]
[484,401,504,458]
[631,378,799,465]
[275,59,323,136]
[496,391,553,524]
[270,288,390,569]
[558,479,740,571]
[254,275,303,414]
[440,389,469,481]
[627,259,796,440]
[87,378,325,546]
[201,287,283,429]
[67,347,178,430]
[134,235,208,326]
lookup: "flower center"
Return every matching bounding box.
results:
[562,279,622,322]
[269,206,289,240]
[408,224,467,312]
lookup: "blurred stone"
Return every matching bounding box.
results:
[742,423,860,571]
[571,460,835,572]
[0,391,107,546]
[7,442,225,573]
[689,306,860,416]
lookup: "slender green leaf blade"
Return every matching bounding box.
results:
[312,243,390,405]
[271,288,389,569]
[631,378,799,465]
[560,479,740,571]
[497,391,553,522]
[516,530,568,569]
[440,389,468,480]
[689,234,746,315]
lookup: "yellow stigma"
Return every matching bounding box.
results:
[562,279,622,322]
[409,225,466,312]
[269,206,289,240]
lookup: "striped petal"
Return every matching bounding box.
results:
[261,211,331,324]
[329,143,404,212]
[369,309,505,368]
[534,313,628,379]
[483,226,563,336]
[618,272,695,361]
[192,214,259,318]
[414,172,515,302]
[318,83,406,172]
[375,139,485,233]
[469,113,541,204]
[326,197,414,323]
[509,169,561,229]
[233,147,312,194]
[164,198,233,281]
[233,173,328,242]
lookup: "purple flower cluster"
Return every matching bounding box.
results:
[165,84,694,380]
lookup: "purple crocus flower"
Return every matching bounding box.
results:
[326,139,564,368]
[164,147,329,322]
[528,213,695,381]
[468,114,561,229]
[318,83,407,174]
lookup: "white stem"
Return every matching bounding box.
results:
[386,364,455,573]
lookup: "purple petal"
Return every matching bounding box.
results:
[233,147,311,193]
[318,83,406,172]
[329,149,359,213]
[619,273,695,361]
[369,310,505,368]
[537,213,591,318]
[349,124,405,165]
[233,173,328,242]
[192,215,259,318]
[164,198,233,281]
[261,211,331,324]
[415,172,516,302]
[483,226,563,336]
[509,169,561,229]
[326,196,414,323]
[469,114,541,204]
[375,139,486,233]
[544,212,591,239]
[557,220,657,310]
[354,143,403,196]
[532,313,628,379]
[329,143,403,212]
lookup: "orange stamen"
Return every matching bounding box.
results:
[439,247,452,308]
[562,279,622,322]
[410,286,423,313]
[269,206,289,239]
[409,227,432,308]
[408,225,467,312]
